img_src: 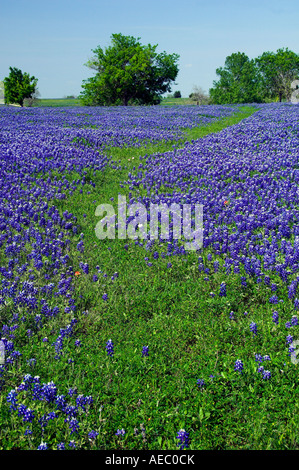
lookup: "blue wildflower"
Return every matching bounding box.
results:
[37,442,48,450]
[197,378,205,389]
[234,359,244,373]
[106,339,114,357]
[272,311,279,324]
[219,282,226,297]
[88,430,99,440]
[262,370,271,380]
[176,429,190,450]
[250,322,258,336]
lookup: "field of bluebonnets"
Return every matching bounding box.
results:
[0,102,298,450]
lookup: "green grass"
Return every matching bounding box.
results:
[1,105,298,450]
[160,97,197,106]
[34,98,83,107]
[34,96,199,107]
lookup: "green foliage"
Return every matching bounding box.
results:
[3,67,38,107]
[255,48,299,102]
[210,48,299,104]
[209,52,262,104]
[80,33,179,106]
[173,91,181,98]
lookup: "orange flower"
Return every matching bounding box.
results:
[224,200,229,205]
[75,271,81,276]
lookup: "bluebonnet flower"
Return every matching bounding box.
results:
[56,394,67,410]
[88,430,99,440]
[115,428,125,436]
[6,389,18,410]
[255,353,263,364]
[272,311,279,324]
[68,440,76,449]
[250,322,258,336]
[234,359,244,373]
[57,442,65,450]
[291,315,298,326]
[262,370,271,380]
[68,387,78,397]
[241,276,247,287]
[142,346,149,357]
[41,381,57,402]
[264,275,270,286]
[106,339,114,357]
[39,411,57,429]
[102,293,108,301]
[76,241,84,253]
[269,295,279,304]
[68,418,80,434]
[79,262,89,274]
[176,429,190,450]
[37,442,48,450]
[286,335,293,344]
[219,282,226,297]
[214,261,219,273]
[197,378,205,389]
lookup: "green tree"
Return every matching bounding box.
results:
[255,48,299,102]
[80,33,179,106]
[209,52,262,104]
[4,67,38,107]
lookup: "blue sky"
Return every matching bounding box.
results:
[1,0,298,98]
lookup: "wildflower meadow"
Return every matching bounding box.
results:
[0,102,298,450]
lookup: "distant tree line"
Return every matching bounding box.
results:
[209,48,299,104]
[2,42,299,107]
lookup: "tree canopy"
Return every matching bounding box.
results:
[255,48,299,102]
[209,48,299,104]
[4,67,38,107]
[209,52,263,104]
[80,33,180,106]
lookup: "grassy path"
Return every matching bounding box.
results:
[3,104,298,450]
